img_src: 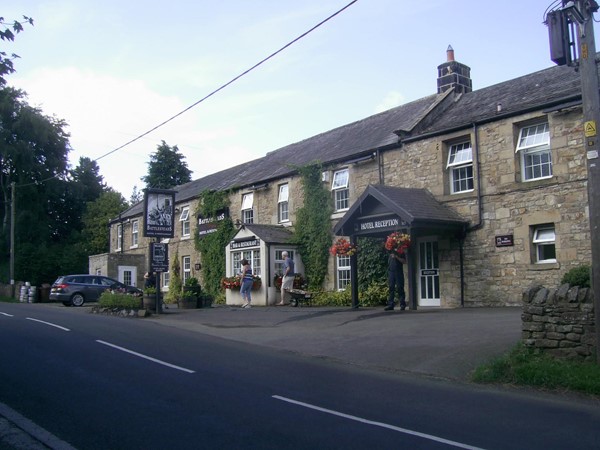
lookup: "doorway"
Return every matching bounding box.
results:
[418,239,440,306]
[118,266,137,287]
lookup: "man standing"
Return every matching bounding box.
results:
[385,252,407,311]
[278,251,295,305]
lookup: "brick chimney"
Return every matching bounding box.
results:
[437,45,472,94]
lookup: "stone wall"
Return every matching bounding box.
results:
[522,284,595,360]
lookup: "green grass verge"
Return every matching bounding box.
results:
[472,344,600,396]
[0,296,19,303]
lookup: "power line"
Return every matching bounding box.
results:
[14,1,359,188]
[94,0,359,162]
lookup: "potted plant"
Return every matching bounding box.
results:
[178,289,198,309]
[143,286,157,311]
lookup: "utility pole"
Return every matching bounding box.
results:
[573,0,600,362]
[10,182,15,290]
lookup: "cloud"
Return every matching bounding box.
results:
[374,91,407,113]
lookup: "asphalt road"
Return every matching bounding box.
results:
[1,303,599,449]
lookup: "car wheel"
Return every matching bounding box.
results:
[70,293,85,307]
[290,299,298,307]
[62,301,72,307]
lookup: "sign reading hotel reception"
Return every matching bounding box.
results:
[143,189,176,238]
[354,215,408,233]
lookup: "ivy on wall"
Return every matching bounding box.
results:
[357,236,388,287]
[293,164,333,290]
[166,250,182,303]
[194,190,236,298]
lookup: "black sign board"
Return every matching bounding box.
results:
[150,242,169,272]
[495,234,514,247]
[198,208,229,238]
[143,189,176,238]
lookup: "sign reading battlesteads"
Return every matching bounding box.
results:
[143,189,176,238]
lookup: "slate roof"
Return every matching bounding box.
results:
[239,224,294,244]
[116,58,592,221]
[333,185,468,236]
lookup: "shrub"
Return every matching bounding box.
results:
[312,288,352,306]
[561,265,591,288]
[359,281,388,307]
[99,291,142,309]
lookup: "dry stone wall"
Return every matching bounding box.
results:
[522,284,595,360]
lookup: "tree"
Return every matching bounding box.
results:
[130,185,142,204]
[0,15,34,85]
[141,140,192,189]
[81,190,128,256]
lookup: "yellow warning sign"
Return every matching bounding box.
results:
[585,120,597,137]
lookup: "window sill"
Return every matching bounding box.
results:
[181,235,191,240]
[331,211,348,219]
[129,245,138,249]
[528,262,560,271]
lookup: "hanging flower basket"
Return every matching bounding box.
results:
[385,232,411,255]
[329,238,358,256]
[252,276,262,290]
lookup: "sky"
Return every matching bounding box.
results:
[4,0,594,200]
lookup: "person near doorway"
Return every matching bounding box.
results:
[144,272,156,289]
[278,251,295,305]
[240,259,253,308]
[385,252,407,311]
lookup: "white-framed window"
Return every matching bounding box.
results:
[516,122,552,181]
[332,169,349,212]
[116,224,123,251]
[532,224,556,263]
[274,250,294,276]
[447,141,474,194]
[182,256,191,282]
[131,220,139,247]
[278,184,289,223]
[231,249,261,276]
[337,255,351,291]
[162,271,170,289]
[179,206,190,237]
[241,193,254,224]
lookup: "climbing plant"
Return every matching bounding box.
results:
[194,190,236,298]
[293,163,333,290]
[357,236,388,287]
[166,250,182,303]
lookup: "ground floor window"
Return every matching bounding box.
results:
[274,250,294,276]
[232,249,261,276]
[183,256,191,282]
[162,271,170,289]
[337,255,351,291]
[532,224,556,263]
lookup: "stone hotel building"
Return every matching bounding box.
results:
[90,48,593,308]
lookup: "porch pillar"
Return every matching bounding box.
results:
[350,234,359,309]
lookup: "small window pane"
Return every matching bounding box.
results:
[447,142,472,167]
[332,169,349,189]
[179,207,190,221]
[241,193,254,210]
[278,184,289,202]
[517,123,550,150]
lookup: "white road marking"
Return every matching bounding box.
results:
[0,312,14,317]
[272,395,486,450]
[96,340,195,373]
[25,318,70,332]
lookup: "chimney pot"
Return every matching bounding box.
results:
[447,45,455,62]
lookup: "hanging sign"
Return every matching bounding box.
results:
[143,189,176,238]
[150,242,169,272]
[197,208,229,238]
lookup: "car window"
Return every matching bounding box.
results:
[71,276,86,283]
[100,278,114,287]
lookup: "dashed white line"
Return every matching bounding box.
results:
[96,340,195,373]
[25,318,70,332]
[0,312,13,317]
[272,395,486,450]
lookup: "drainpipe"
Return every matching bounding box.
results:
[377,148,384,184]
[459,123,483,307]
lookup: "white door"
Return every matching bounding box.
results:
[418,239,440,307]
[118,266,137,287]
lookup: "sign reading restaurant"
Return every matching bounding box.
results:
[230,238,260,250]
[353,215,408,234]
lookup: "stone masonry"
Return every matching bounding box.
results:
[522,284,595,361]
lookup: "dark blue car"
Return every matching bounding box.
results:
[50,274,142,306]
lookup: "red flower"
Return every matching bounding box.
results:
[329,238,358,256]
[385,232,411,255]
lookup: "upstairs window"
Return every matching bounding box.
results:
[278,184,289,223]
[516,122,552,181]
[532,224,556,263]
[131,220,139,247]
[332,169,349,212]
[447,141,474,194]
[116,224,123,251]
[241,193,254,224]
[180,206,190,237]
